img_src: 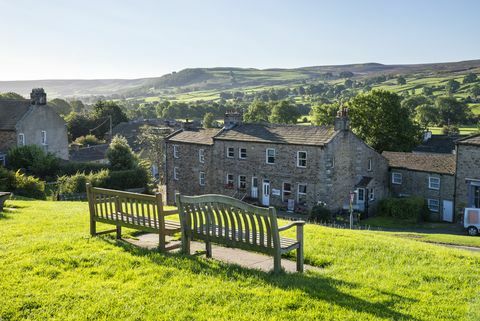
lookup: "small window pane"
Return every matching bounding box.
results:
[227,147,235,158]
[266,149,275,164]
[238,175,247,190]
[239,148,247,159]
[297,151,307,167]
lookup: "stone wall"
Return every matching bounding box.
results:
[455,144,480,221]
[165,141,213,204]
[16,105,69,160]
[0,130,16,152]
[389,168,454,221]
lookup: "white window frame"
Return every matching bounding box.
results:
[198,149,205,163]
[282,182,292,202]
[297,183,307,202]
[239,147,247,159]
[226,173,234,187]
[331,156,335,168]
[227,147,235,158]
[428,198,439,212]
[173,145,179,158]
[173,167,179,180]
[428,176,440,190]
[297,151,307,168]
[369,188,375,201]
[392,172,402,185]
[41,130,47,145]
[0,154,5,166]
[266,148,276,164]
[238,175,247,190]
[367,158,372,171]
[199,171,205,186]
[18,133,25,146]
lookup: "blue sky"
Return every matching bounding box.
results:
[1,0,479,80]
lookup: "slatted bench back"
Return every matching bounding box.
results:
[87,185,164,232]
[176,194,280,254]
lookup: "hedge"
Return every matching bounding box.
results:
[0,167,46,199]
[377,197,429,222]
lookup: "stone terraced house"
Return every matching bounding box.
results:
[382,151,456,222]
[165,111,388,215]
[0,88,69,164]
[454,134,480,221]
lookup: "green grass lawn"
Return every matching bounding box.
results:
[1,200,480,320]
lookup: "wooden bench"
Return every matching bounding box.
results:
[86,183,181,251]
[176,193,305,273]
[0,192,11,212]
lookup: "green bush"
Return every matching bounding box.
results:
[7,145,59,180]
[106,135,138,170]
[309,203,332,223]
[74,134,104,146]
[378,197,429,222]
[12,170,46,200]
[0,168,45,199]
[58,162,109,176]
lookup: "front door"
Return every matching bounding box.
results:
[442,200,453,222]
[251,177,258,199]
[262,180,270,206]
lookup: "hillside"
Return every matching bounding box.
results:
[1,59,480,99]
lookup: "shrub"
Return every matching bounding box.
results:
[442,124,460,136]
[74,134,104,146]
[378,197,429,222]
[309,203,332,223]
[7,145,60,180]
[106,135,138,170]
[58,162,109,176]
[12,170,46,199]
[0,167,15,191]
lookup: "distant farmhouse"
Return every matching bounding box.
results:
[165,110,388,215]
[0,88,69,164]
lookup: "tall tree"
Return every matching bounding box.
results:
[463,72,478,84]
[243,101,271,123]
[348,90,422,152]
[310,102,340,126]
[445,79,460,94]
[269,101,299,124]
[49,98,73,116]
[136,126,171,184]
[397,76,407,85]
[106,135,137,170]
[203,112,215,128]
[435,96,474,125]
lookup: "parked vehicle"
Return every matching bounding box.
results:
[464,208,480,236]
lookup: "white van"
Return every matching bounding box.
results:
[464,208,480,236]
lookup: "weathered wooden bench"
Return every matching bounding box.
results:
[0,192,11,212]
[176,193,305,273]
[86,183,181,251]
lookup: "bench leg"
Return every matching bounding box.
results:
[296,245,304,273]
[182,234,191,255]
[116,225,121,239]
[273,251,282,274]
[90,220,97,237]
[205,241,212,258]
[159,233,166,252]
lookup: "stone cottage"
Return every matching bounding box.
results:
[0,88,69,164]
[382,152,456,222]
[165,110,388,215]
[454,134,480,221]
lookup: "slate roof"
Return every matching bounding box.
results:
[355,176,373,188]
[69,144,109,162]
[382,151,456,175]
[0,99,31,130]
[167,128,222,145]
[214,124,338,146]
[413,134,466,154]
[456,134,480,146]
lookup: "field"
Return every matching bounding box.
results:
[1,199,480,320]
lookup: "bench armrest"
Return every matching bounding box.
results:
[278,220,306,232]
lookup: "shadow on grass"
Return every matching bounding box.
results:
[103,237,418,320]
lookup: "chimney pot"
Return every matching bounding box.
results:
[30,88,47,105]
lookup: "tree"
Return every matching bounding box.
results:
[339,71,354,78]
[243,101,271,123]
[92,100,128,138]
[397,76,407,85]
[470,84,480,97]
[401,95,431,114]
[106,135,137,170]
[415,103,438,128]
[0,92,24,100]
[348,90,422,152]
[64,112,96,141]
[435,96,474,125]
[70,100,86,113]
[49,98,73,116]
[310,102,340,126]
[463,73,478,84]
[445,79,460,94]
[136,126,171,184]
[422,86,434,96]
[344,79,353,88]
[203,112,215,128]
[269,101,300,124]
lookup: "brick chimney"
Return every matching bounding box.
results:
[334,107,349,131]
[224,111,242,129]
[30,88,47,105]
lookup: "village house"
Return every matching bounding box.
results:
[0,88,69,164]
[382,152,456,222]
[165,110,389,215]
[454,134,480,221]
